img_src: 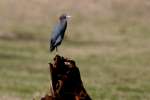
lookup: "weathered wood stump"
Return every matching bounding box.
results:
[41,55,92,100]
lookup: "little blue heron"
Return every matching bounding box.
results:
[50,14,71,52]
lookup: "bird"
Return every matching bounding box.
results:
[50,14,71,52]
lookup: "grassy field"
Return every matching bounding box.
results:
[0,0,150,100]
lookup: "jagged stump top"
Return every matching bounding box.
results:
[41,55,92,100]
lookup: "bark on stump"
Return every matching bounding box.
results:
[41,55,92,100]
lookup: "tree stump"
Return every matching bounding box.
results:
[41,55,92,100]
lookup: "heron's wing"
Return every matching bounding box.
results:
[53,36,62,47]
[51,24,61,40]
[50,36,62,52]
[51,22,66,40]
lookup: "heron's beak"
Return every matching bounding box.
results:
[66,15,71,18]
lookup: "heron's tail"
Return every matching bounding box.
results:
[50,45,55,52]
[50,40,55,52]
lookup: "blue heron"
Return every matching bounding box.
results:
[50,14,71,52]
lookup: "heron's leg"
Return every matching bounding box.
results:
[55,47,59,55]
[56,47,58,52]
[55,47,58,55]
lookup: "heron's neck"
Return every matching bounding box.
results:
[60,19,67,23]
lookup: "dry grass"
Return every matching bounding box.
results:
[0,0,150,100]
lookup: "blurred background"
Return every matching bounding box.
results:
[0,0,150,100]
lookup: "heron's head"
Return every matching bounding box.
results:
[59,14,71,21]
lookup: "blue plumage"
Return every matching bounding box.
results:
[50,14,69,52]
